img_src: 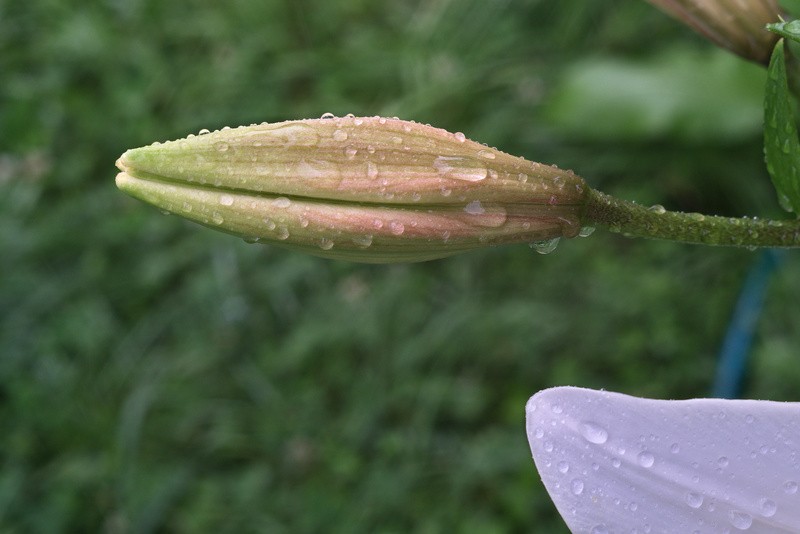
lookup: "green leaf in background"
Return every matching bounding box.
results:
[545,48,766,143]
[764,39,800,213]
[781,0,800,19]
[767,20,800,43]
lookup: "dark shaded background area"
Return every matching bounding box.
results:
[1,0,798,531]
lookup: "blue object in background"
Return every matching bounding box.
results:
[713,249,786,399]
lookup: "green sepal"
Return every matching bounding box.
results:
[767,20,800,44]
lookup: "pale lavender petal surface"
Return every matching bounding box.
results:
[526,387,800,533]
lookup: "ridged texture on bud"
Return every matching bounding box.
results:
[646,0,780,64]
[116,116,588,262]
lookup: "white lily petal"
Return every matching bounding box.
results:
[526,387,800,533]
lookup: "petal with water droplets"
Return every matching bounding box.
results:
[526,387,800,533]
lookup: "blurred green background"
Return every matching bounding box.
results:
[2,0,798,531]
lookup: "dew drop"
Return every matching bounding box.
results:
[570,478,584,496]
[784,480,798,494]
[198,128,210,135]
[211,212,224,225]
[686,492,704,509]
[345,146,358,159]
[214,141,229,152]
[557,461,569,474]
[366,162,379,180]
[637,451,655,468]
[378,117,387,124]
[273,197,291,208]
[670,443,680,454]
[433,156,488,182]
[333,129,348,142]
[352,234,373,248]
[319,237,334,250]
[390,221,405,235]
[530,237,560,255]
[611,458,621,468]
[478,150,496,160]
[590,525,609,534]
[580,422,609,444]
[578,226,595,237]
[372,219,384,230]
[728,510,753,530]
[276,226,289,240]
[263,218,276,230]
[717,456,729,468]
[454,131,466,142]
[320,112,335,119]
[181,202,193,213]
[649,204,666,214]
[759,498,777,518]
[534,428,544,439]
[353,117,363,126]
[464,200,485,215]
[219,194,234,206]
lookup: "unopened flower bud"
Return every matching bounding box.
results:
[115,116,588,262]
[646,0,780,64]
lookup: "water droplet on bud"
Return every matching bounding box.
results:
[464,200,485,215]
[352,234,373,248]
[530,237,560,254]
[390,221,405,235]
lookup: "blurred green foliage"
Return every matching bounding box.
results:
[1,0,798,532]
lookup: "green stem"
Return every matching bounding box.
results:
[583,188,800,248]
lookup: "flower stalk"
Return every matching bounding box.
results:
[584,188,800,247]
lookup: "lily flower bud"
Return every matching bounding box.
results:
[115,116,588,262]
[645,0,780,64]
